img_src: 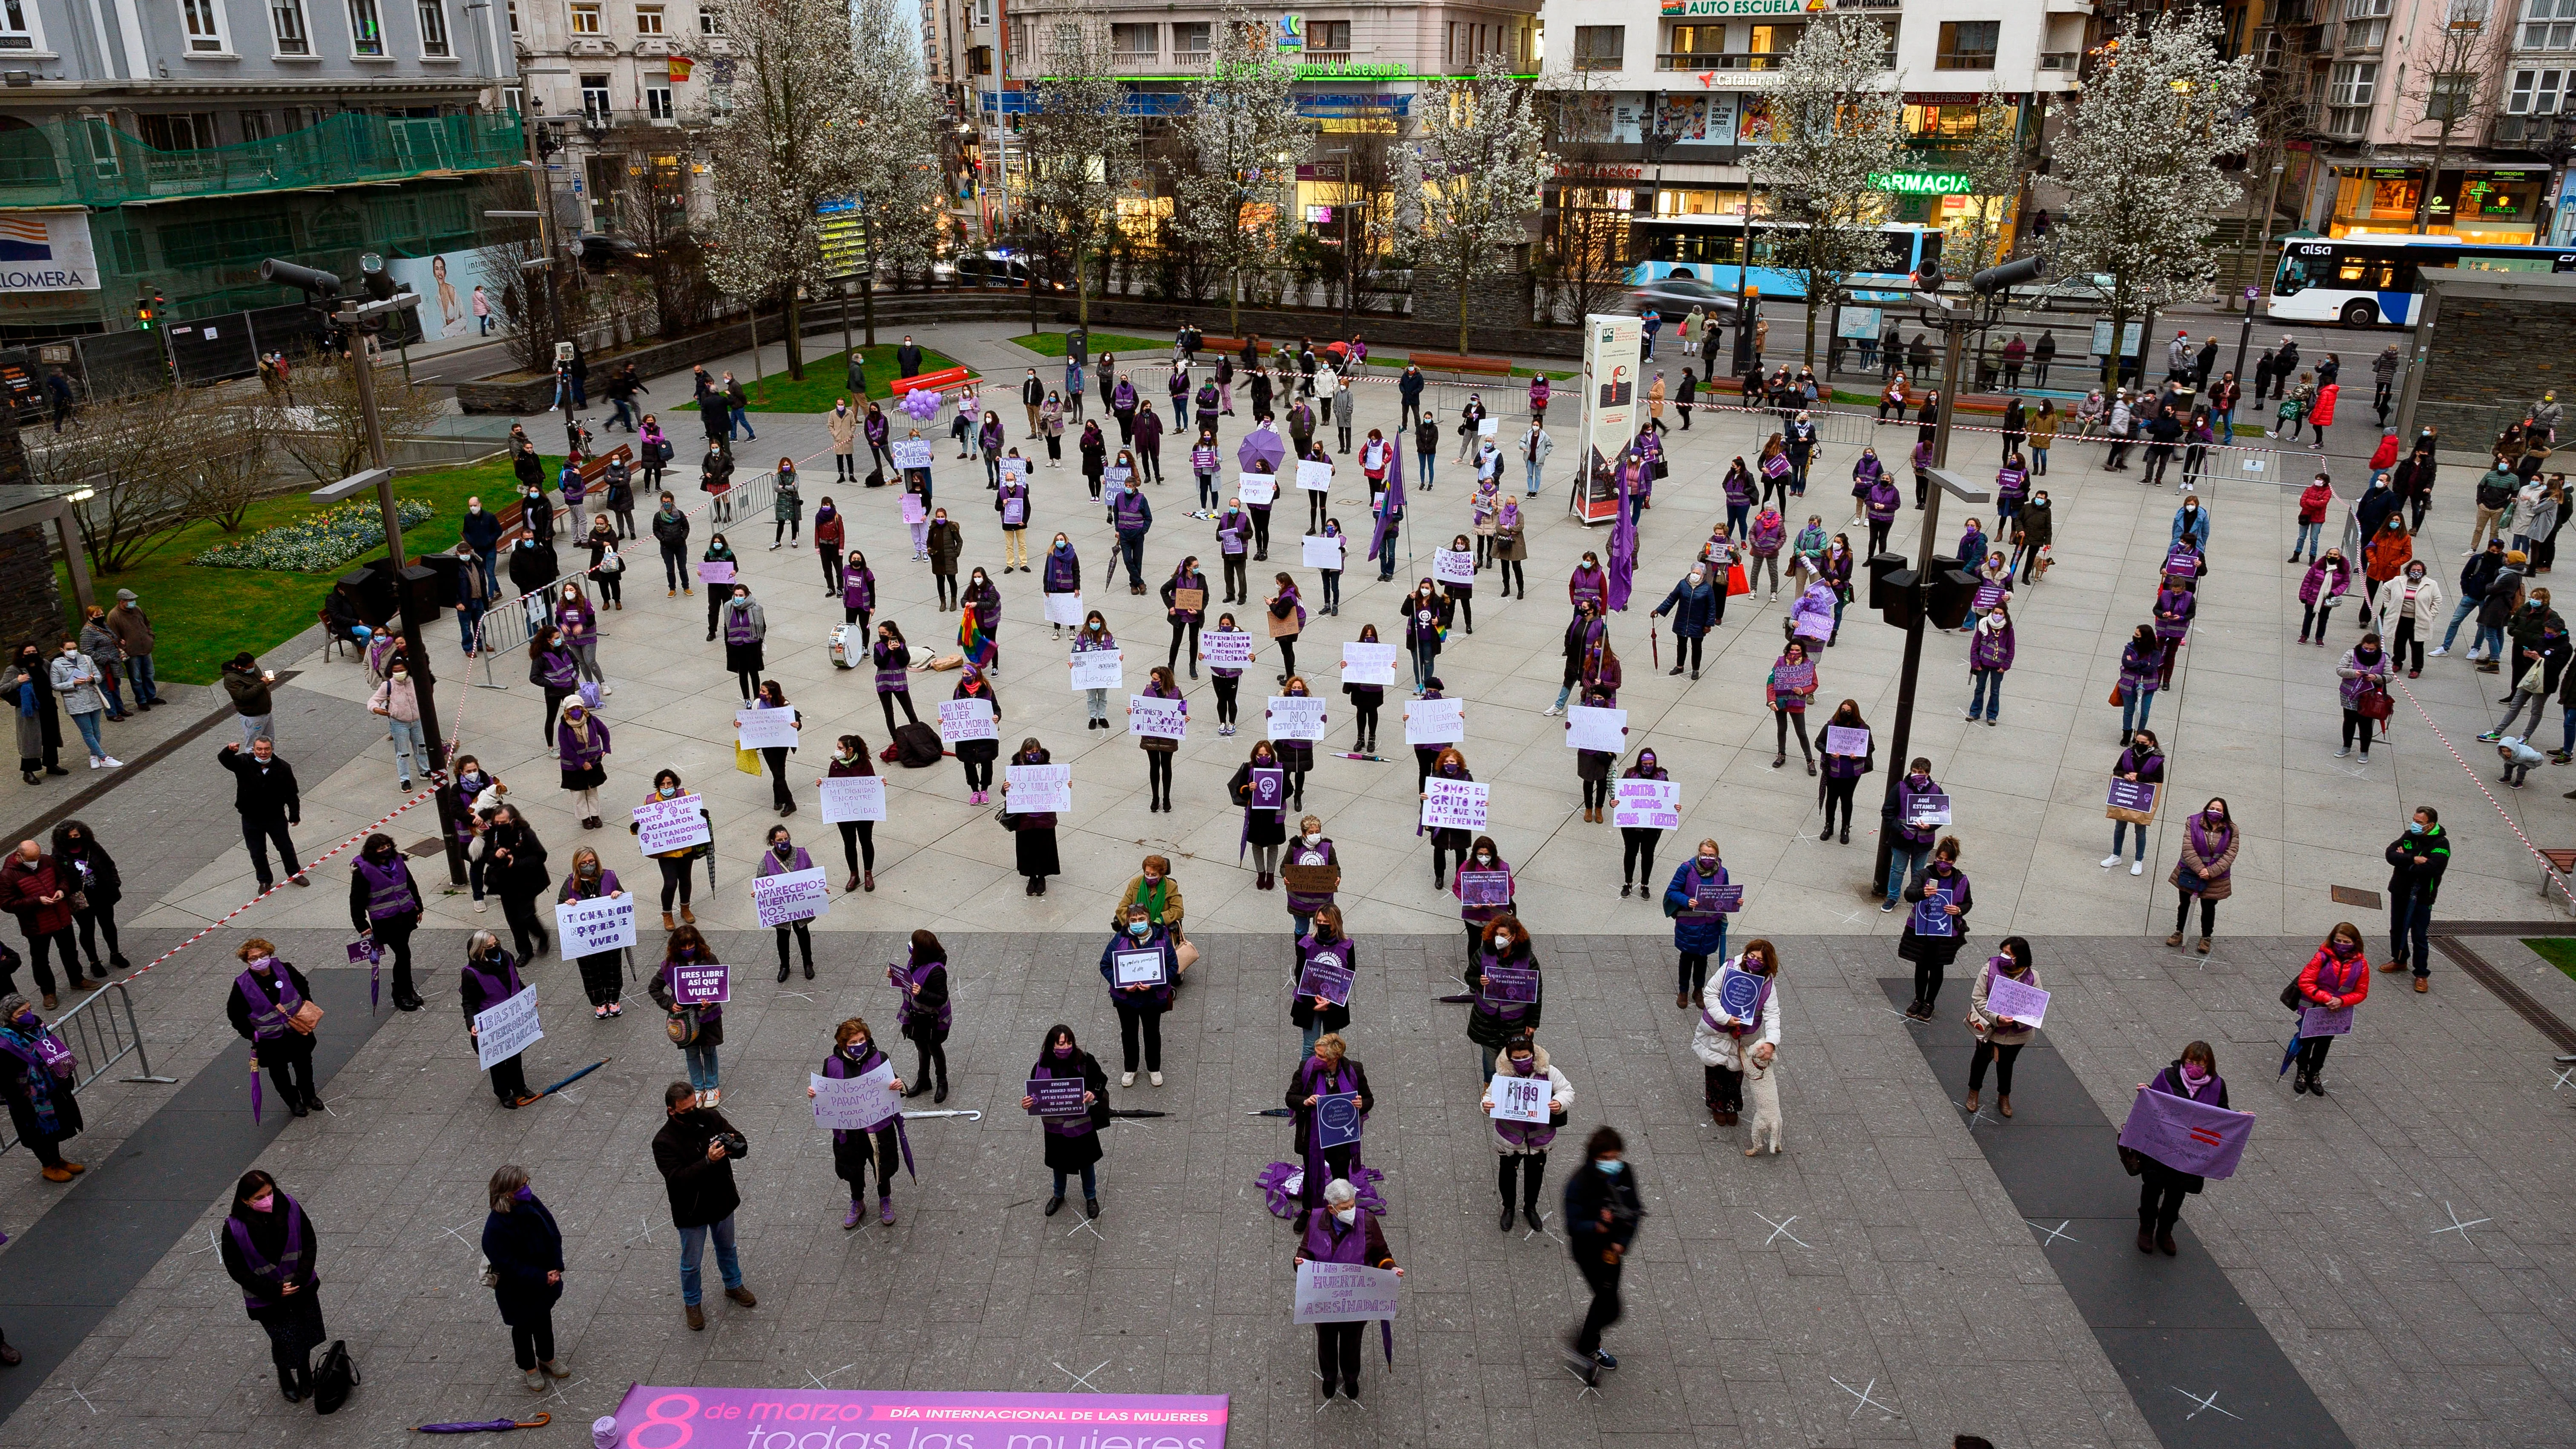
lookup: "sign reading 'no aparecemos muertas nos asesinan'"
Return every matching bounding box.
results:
[605,1388,1230,1448]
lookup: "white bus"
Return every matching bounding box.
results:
[2269,235,2576,328]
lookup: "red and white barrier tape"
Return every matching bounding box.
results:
[2393,678,2576,912]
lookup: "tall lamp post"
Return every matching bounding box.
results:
[1866,255,2041,897]
[260,258,469,887]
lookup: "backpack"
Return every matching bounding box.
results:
[892,721,944,768]
[312,1339,359,1414]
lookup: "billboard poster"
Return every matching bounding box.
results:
[385,248,509,341]
[1575,313,1640,525]
[0,212,100,293]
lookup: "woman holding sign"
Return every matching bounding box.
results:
[756,825,820,980]
[894,930,951,1101]
[1404,581,1449,698]
[1214,499,1253,604]
[1818,702,1873,844]
[1291,1177,1399,1403]
[1343,625,1386,753]
[1573,686,1622,822]
[1287,1030,1370,1199]
[1275,675,1319,807]
[1548,601,1606,716]
[1134,669,1184,812]
[650,926,724,1105]
[1664,840,1733,1006]
[1465,913,1541,1080]
[1767,641,1819,774]
[821,736,880,893]
[1005,738,1062,893]
[460,930,532,1107]
[1267,576,1307,684]
[1290,908,1357,1055]
[1493,499,1527,598]
[2133,1041,2229,1255]
[995,464,1031,572]
[1208,612,1250,736]
[1481,1031,1573,1231]
[745,680,802,816]
[1898,837,1972,1020]
[1614,750,1671,900]
[558,847,627,1016]
[952,667,1002,804]
[2291,924,2371,1095]
[1041,534,1082,638]
[2102,729,2164,875]
[871,623,917,736]
[1965,937,2040,1116]
[1160,557,1209,677]
[1689,939,1777,1129]
[1422,746,1475,885]
[813,1017,906,1228]
[717,584,766,703]
[1101,905,1177,1087]
[1073,612,1116,729]
[1232,741,1290,889]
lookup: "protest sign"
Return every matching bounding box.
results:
[554,894,633,963]
[1043,591,1085,627]
[1237,472,1277,505]
[1481,966,1538,1003]
[1129,696,1187,740]
[1294,1262,1401,1325]
[890,439,934,469]
[937,697,996,743]
[1297,960,1354,1007]
[1404,697,1464,746]
[1204,630,1255,667]
[1433,549,1476,587]
[1027,1076,1088,1116]
[752,867,831,927]
[1340,641,1397,687]
[818,775,887,823]
[1565,705,1627,752]
[1613,778,1679,829]
[474,987,542,1070]
[1267,696,1327,741]
[1303,535,1345,571]
[1005,763,1072,813]
[2298,1003,2353,1038]
[1314,1092,1363,1150]
[1069,647,1124,692]
[733,706,801,750]
[1911,888,1957,937]
[2106,779,2159,822]
[1823,725,1871,758]
[1296,459,1333,492]
[1985,972,2050,1028]
[1458,868,1512,907]
[1112,949,1170,988]
[633,794,711,856]
[1712,966,1767,1024]
[669,962,730,1006]
[695,560,735,584]
[2116,1087,2253,1180]
[1421,778,1489,830]
[1488,1071,1552,1124]
[811,1063,901,1131]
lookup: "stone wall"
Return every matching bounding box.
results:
[2410,275,2576,448]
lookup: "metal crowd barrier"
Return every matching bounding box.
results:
[0,982,176,1156]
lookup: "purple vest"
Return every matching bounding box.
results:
[0,1024,72,1080]
[463,954,523,1014]
[897,951,950,1034]
[356,857,417,920]
[1297,931,1351,993]
[1114,489,1148,532]
[1300,1208,1371,1265]
[1472,949,1534,1029]
[843,568,875,612]
[874,641,908,693]
[1285,840,1336,912]
[236,966,304,1041]
[226,1197,316,1308]
[1703,966,1775,1039]
[724,603,758,645]
[540,647,578,688]
[823,1043,897,1138]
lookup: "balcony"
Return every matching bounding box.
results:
[1656,52,1785,71]
[0,112,524,210]
[2039,50,2077,69]
[2492,112,2576,146]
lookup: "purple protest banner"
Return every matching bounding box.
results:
[1026,1076,1088,1116]
[1910,888,1956,937]
[1457,868,1512,907]
[1482,966,1539,1003]
[2106,779,2159,820]
[670,963,729,1006]
[2117,1087,2253,1180]
[1973,582,2004,612]
[1773,660,1817,693]
[2298,1003,2354,1038]
[1297,961,1354,1006]
[606,1387,1230,1448]
[1251,767,1285,810]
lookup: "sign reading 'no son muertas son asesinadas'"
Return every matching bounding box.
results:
[604,1387,1232,1448]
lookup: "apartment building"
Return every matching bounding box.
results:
[0,0,517,338]
[507,0,721,242]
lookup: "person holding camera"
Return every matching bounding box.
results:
[650,1079,755,1331]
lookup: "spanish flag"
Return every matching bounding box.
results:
[667,55,693,82]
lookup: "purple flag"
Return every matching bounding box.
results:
[1368,448,1408,563]
[1238,425,1286,472]
[250,1061,263,1124]
[1607,467,1638,611]
[2117,1086,2252,1180]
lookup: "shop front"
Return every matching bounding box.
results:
[2328,165,2548,242]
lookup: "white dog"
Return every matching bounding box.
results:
[1742,1042,1782,1156]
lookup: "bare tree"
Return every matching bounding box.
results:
[2401,0,2513,233]
[1752,14,1908,368]
[1401,51,1555,355]
[254,359,450,486]
[1535,66,1636,325]
[27,393,214,573]
[1019,23,1143,329]
[1174,2,1313,334]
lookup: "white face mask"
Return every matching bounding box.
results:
[1333,1208,1357,1225]
[1303,832,1321,845]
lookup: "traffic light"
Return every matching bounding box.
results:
[134,294,156,331]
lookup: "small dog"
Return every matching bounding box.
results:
[1741,1046,1783,1156]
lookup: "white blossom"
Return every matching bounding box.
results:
[1400,51,1554,356]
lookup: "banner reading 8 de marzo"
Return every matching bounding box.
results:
[607,1387,1230,1449]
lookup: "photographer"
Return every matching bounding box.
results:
[650,1080,756,1331]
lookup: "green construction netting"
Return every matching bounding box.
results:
[0,112,522,210]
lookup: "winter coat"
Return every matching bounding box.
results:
[2298,556,2352,606]
[2170,814,2239,900]
[1969,954,2042,1047]
[2371,574,2444,630]
[1482,1044,1573,1156]
[1653,573,1720,637]
[1688,954,1779,1072]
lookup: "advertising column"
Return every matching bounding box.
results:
[1573,313,1640,524]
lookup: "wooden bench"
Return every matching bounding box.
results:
[888,365,973,398]
[1409,352,1514,378]
[2539,849,2576,908]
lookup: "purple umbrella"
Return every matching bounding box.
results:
[1607,463,1639,612]
[250,1058,262,1124]
[1237,423,1286,472]
[414,1414,552,1434]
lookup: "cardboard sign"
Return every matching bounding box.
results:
[1004,763,1073,813]
[1294,1262,1400,1325]
[1405,697,1464,746]
[2106,779,2159,822]
[474,986,543,1070]
[1433,549,1476,586]
[1420,778,1488,830]
[1043,591,1085,627]
[1613,778,1679,830]
[669,962,730,1006]
[937,697,997,743]
[1296,458,1333,492]
[734,706,800,750]
[554,893,634,962]
[1458,868,1512,906]
[696,560,736,584]
[633,794,712,856]
[1267,696,1328,741]
[1303,535,1345,571]
[1297,960,1354,1007]
[811,1061,900,1131]
[1340,641,1398,687]
[1069,647,1124,692]
[1172,587,1206,614]
[890,439,934,469]
[1984,972,2050,1028]
[1566,705,1627,752]
[1129,696,1188,740]
[752,867,831,927]
[1112,948,1170,988]
[2298,1003,2354,1038]
[1204,630,1255,667]
[818,775,888,823]
[1027,1075,1088,1117]
[1487,1070,1552,1124]
[1237,472,1278,505]
[1823,725,1871,758]
[1314,1091,1363,1149]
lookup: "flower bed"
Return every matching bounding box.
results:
[191,499,437,572]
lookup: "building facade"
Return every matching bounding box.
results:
[0,0,518,339]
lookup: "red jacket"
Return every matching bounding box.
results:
[2298,483,2334,525]
[2309,382,2339,428]
[0,854,74,935]
[2296,946,2372,1008]
[814,510,845,549]
[2369,433,2400,470]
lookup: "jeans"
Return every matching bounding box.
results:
[385,716,427,780]
[1321,570,1341,611]
[2478,623,2505,661]
[682,1039,719,1090]
[1411,648,1438,694]
[1968,668,2003,721]
[1119,533,1146,587]
[2110,820,2148,862]
[1525,458,1543,494]
[1051,1163,1099,1200]
[730,405,756,440]
[2294,520,2323,558]
[2440,595,2478,650]
[1884,841,1931,903]
[676,1214,743,1306]
[2390,891,2433,975]
[123,655,158,705]
[2121,687,2156,736]
[457,599,486,652]
[70,710,103,758]
[239,713,273,749]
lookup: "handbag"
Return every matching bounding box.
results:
[666,1006,698,1046]
[1173,938,1201,975]
[2108,682,2126,707]
[993,807,1019,831]
[735,744,762,775]
[1726,562,1751,597]
[2278,978,2306,1012]
[2117,1141,2146,1176]
[2358,687,2395,723]
[578,680,602,709]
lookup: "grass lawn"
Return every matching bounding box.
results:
[1010,330,1167,359]
[59,456,521,686]
[2521,939,2576,983]
[745,344,969,412]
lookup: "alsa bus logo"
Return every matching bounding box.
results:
[0,216,52,264]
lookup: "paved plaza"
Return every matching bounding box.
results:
[0,321,2571,1447]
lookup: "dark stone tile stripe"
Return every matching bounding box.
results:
[2429,937,2576,1052]
[1877,978,2355,1449]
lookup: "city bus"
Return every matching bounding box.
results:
[2269,235,2576,328]
[1630,219,1944,304]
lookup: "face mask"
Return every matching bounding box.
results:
[2406,821,2424,834]
[1475,852,1492,865]
[1303,831,1321,845]
[2204,809,2225,825]
[845,1039,869,1057]
[1699,854,1718,869]
[772,842,793,859]
[1334,1208,1357,1225]
[247,1190,276,1212]
[1597,1160,1624,1176]
[1053,1043,1075,1059]
[12,1010,38,1029]
[1509,1055,1535,1075]
[1129,921,1151,938]
[578,862,600,878]
[1933,861,1954,876]
[391,669,408,681]
[2180,1064,2211,1086]
[679,946,696,959]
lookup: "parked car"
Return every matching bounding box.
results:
[1627,276,1742,320]
[932,252,1065,290]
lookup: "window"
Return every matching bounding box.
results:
[503,84,523,114]
[1936,20,1998,68]
[269,0,308,51]
[138,112,219,150]
[1006,19,1023,60]
[1173,21,1208,57]
[2510,66,2567,111]
[971,0,990,26]
[1110,22,1154,60]
[2344,0,2390,14]
[0,0,43,51]
[635,3,661,31]
[2343,17,2386,47]
[1311,19,1347,52]
[180,0,227,49]
[417,0,448,54]
[696,4,719,32]
[581,73,611,118]
[2328,58,2378,104]
[646,83,673,118]
[1572,24,1623,69]
[571,2,600,33]
[2526,0,2576,49]
[347,0,383,54]
[505,0,517,30]
[2428,70,2476,120]
[241,109,270,140]
[1667,23,1720,56]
